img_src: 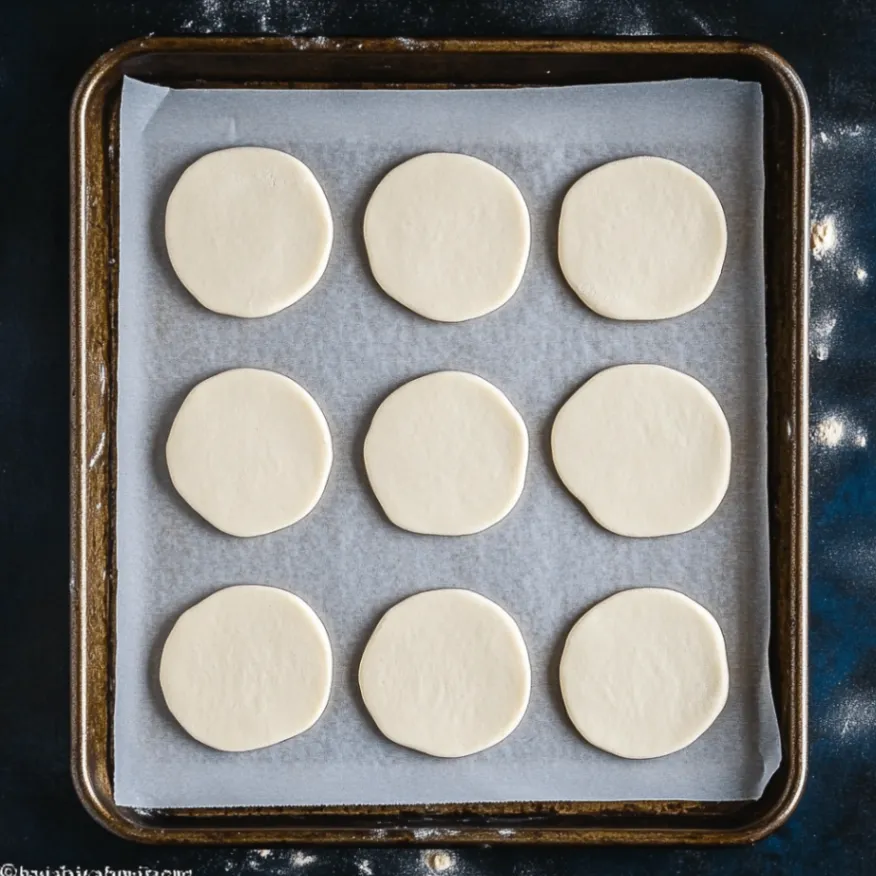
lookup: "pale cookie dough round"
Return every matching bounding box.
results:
[364,371,528,536]
[166,368,332,537]
[363,153,531,322]
[160,585,332,752]
[359,589,531,757]
[165,147,333,318]
[560,588,729,759]
[558,156,727,320]
[551,364,731,537]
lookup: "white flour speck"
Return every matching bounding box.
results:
[425,851,454,872]
[815,415,845,447]
[291,852,317,867]
[811,216,838,260]
[856,266,868,282]
[245,849,277,868]
[357,860,373,875]
[814,344,829,361]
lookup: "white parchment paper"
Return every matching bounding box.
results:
[115,76,780,808]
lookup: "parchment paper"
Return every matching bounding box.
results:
[115,76,780,808]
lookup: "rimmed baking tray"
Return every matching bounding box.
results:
[70,36,809,845]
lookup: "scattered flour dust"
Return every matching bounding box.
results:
[356,859,374,875]
[811,311,837,361]
[507,0,654,35]
[180,0,330,34]
[856,267,868,282]
[194,0,225,31]
[425,851,455,872]
[291,851,317,867]
[824,691,876,740]
[814,414,868,449]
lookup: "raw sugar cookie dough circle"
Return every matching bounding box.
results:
[363,152,531,322]
[166,368,332,538]
[364,371,528,536]
[165,147,333,318]
[551,364,731,537]
[160,585,332,752]
[359,589,531,757]
[558,156,727,320]
[560,588,729,759]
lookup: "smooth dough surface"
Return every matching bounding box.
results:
[558,156,727,320]
[364,371,528,536]
[359,589,531,757]
[363,153,531,322]
[165,147,332,318]
[551,364,731,537]
[166,368,332,537]
[560,588,729,759]
[160,585,332,752]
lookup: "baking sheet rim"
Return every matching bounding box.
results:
[70,34,809,845]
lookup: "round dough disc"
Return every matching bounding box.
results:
[166,368,332,537]
[160,585,332,752]
[551,364,730,537]
[558,156,727,320]
[560,588,729,759]
[165,147,333,318]
[359,589,531,757]
[364,371,528,536]
[363,153,531,322]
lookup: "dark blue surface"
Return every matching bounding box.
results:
[1,0,872,871]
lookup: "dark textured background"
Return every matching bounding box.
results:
[1,0,872,871]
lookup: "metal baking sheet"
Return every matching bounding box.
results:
[113,75,780,809]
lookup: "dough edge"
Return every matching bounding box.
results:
[358,588,532,757]
[557,155,728,321]
[159,584,333,752]
[165,146,334,319]
[550,363,732,538]
[363,152,531,323]
[363,370,529,536]
[165,367,333,538]
[559,587,730,759]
